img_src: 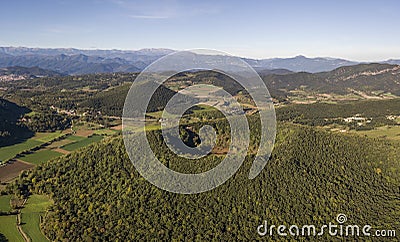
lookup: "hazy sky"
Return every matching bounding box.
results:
[1,0,399,61]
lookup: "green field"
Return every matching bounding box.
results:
[47,138,75,149]
[73,121,105,130]
[66,135,86,142]
[0,132,68,163]
[33,131,65,143]
[19,150,64,165]
[21,195,52,242]
[0,215,24,242]
[61,135,104,151]
[145,123,161,131]
[353,125,400,142]
[0,195,11,212]
[0,139,42,162]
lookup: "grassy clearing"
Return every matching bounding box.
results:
[353,125,400,141]
[21,194,52,242]
[0,195,11,211]
[24,111,38,117]
[0,139,42,162]
[61,135,103,151]
[72,122,106,137]
[19,150,63,165]
[145,123,161,131]
[0,215,24,242]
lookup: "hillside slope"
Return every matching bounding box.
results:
[0,98,33,147]
[13,123,400,241]
[262,63,400,96]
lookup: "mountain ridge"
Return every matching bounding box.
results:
[261,63,400,97]
[2,46,399,74]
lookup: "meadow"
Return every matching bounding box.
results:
[0,195,11,211]
[61,135,104,151]
[19,149,64,165]
[0,132,66,163]
[20,194,52,242]
[0,139,42,162]
[353,125,400,143]
[0,215,24,242]
[33,131,66,143]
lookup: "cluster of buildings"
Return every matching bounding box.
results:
[343,115,372,126]
[0,74,27,82]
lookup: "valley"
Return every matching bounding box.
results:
[1,0,400,240]
[0,61,399,241]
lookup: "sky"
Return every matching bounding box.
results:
[1,0,399,61]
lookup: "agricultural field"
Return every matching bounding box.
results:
[0,160,34,183]
[0,132,67,163]
[0,195,11,211]
[66,135,86,142]
[0,215,24,242]
[19,149,64,165]
[20,194,53,242]
[72,121,112,137]
[61,135,104,151]
[145,123,161,131]
[33,131,67,143]
[0,195,21,242]
[1,123,119,185]
[0,139,42,162]
[47,138,75,149]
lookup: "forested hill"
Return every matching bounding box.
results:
[79,81,179,116]
[0,66,62,77]
[262,63,400,95]
[79,63,400,105]
[0,98,33,147]
[3,65,400,119]
[11,122,400,241]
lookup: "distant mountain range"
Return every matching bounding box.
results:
[0,47,399,75]
[0,47,173,75]
[244,55,358,73]
[0,66,62,77]
[262,63,400,97]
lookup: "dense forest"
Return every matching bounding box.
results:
[80,81,180,116]
[1,68,400,240]
[24,111,72,132]
[9,118,400,241]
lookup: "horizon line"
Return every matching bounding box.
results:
[0,45,399,63]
